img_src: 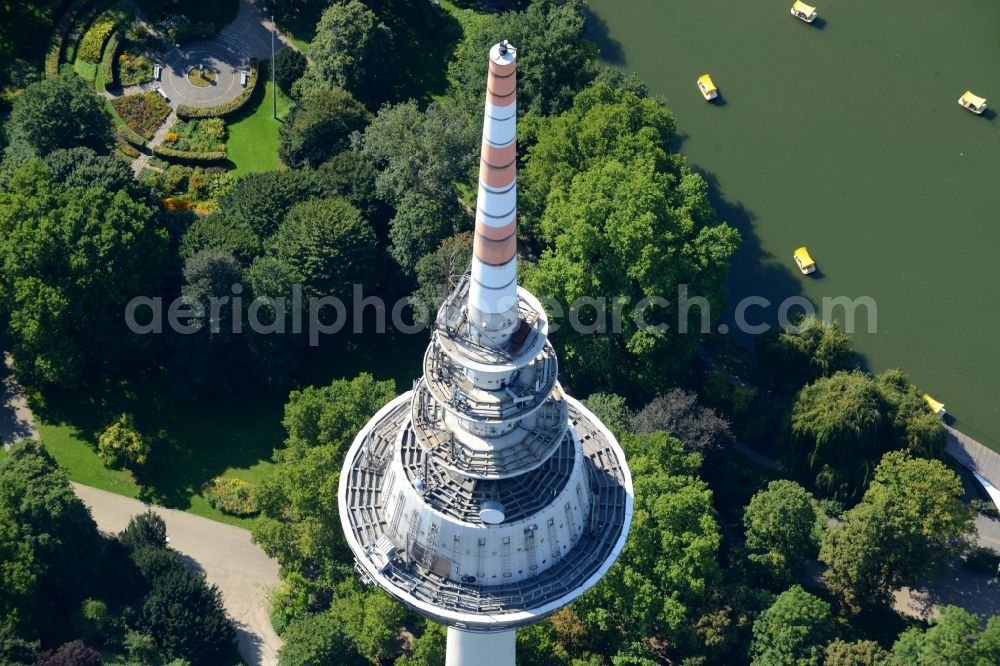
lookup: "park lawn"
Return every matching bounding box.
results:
[226,76,292,176]
[31,376,285,528]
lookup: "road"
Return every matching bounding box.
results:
[72,483,282,666]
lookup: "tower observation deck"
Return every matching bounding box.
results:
[338,40,633,666]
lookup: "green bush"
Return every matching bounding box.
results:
[45,0,90,76]
[202,477,256,516]
[971,498,1000,518]
[97,414,150,468]
[152,144,227,164]
[99,30,121,92]
[176,60,259,119]
[111,91,171,139]
[77,18,116,63]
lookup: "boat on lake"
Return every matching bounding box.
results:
[791,1,817,23]
[923,394,946,417]
[958,91,987,115]
[697,74,718,101]
[793,247,816,274]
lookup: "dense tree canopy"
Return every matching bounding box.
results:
[411,231,473,317]
[521,83,738,396]
[742,480,824,585]
[267,197,378,298]
[750,585,834,666]
[298,1,394,108]
[448,0,596,117]
[0,160,171,386]
[277,610,362,666]
[890,605,1000,665]
[329,580,408,664]
[824,639,889,666]
[354,99,476,273]
[788,369,947,500]
[630,388,733,460]
[279,87,370,168]
[253,374,396,605]
[573,431,722,654]
[757,316,855,392]
[820,451,975,613]
[275,46,308,95]
[3,74,111,158]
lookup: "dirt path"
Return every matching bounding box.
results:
[0,354,39,449]
[72,483,283,666]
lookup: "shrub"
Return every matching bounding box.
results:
[97,413,150,468]
[35,640,103,666]
[77,18,116,63]
[111,91,171,139]
[202,477,256,516]
[100,30,122,91]
[119,510,168,550]
[275,47,307,95]
[971,498,1000,518]
[176,60,259,118]
[45,0,90,76]
[152,145,227,164]
[163,197,192,211]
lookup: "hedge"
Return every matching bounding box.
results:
[45,0,90,76]
[176,60,260,119]
[152,145,228,164]
[98,30,121,92]
[77,17,116,63]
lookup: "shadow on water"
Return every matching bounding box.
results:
[708,93,728,108]
[582,3,625,65]
[694,169,806,346]
[808,16,828,30]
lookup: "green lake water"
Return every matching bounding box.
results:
[585,0,1000,450]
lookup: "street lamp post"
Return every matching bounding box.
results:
[271,14,277,119]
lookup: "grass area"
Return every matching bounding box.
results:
[187,66,217,87]
[226,74,292,176]
[32,375,285,528]
[29,331,425,528]
[73,58,98,84]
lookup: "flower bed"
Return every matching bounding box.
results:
[202,477,256,516]
[110,91,171,139]
[165,117,226,152]
[118,49,154,87]
[177,60,259,119]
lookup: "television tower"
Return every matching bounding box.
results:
[339,40,633,666]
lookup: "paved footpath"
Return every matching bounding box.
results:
[72,483,282,666]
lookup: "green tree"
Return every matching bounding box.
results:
[743,480,824,585]
[309,151,390,237]
[396,621,446,666]
[582,392,631,436]
[757,316,855,392]
[299,1,394,108]
[277,611,362,666]
[119,511,168,551]
[630,389,733,460]
[180,212,262,265]
[35,640,103,666]
[820,452,975,613]
[97,414,150,468]
[750,585,834,666]
[268,197,377,298]
[447,0,596,117]
[387,190,466,275]
[329,582,407,664]
[275,47,308,95]
[0,160,170,386]
[279,87,371,168]
[522,83,738,395]
[252,374,396,600]
[824,639,889,666]
[0,440,105,649]
[140,569,238,666]
[43,147,146,199]
[411,231,472,319]
[215,170,318,240]
[788,369,946,501]
[891,606,1000,666]
[4,73,111,157]
[573,431,722,652]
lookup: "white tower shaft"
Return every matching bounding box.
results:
[469,41,519,348]
[446,628,516,666]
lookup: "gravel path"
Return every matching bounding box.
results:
[72,483,283,666]
[0,353,39,449]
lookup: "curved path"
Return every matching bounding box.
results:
[72,483,283,666]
